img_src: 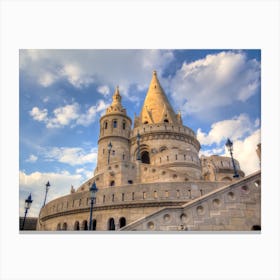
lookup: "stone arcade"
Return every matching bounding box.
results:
[37,71,261,231]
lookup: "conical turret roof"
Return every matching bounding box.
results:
[105,86,127,115]
[139,71,178,124]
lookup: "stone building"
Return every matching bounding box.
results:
[37,71,261,231]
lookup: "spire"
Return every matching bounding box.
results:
[139,71,178,125]
[105,86,126,115]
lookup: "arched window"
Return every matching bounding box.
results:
[175,154,178,160]
[74,221,80,230]
[62,222,67,231]
[108,218,115,230]
[82,220,88,230]
[110,180,115,186]
[164,119,169,123]
[251,225,261,230]
[119,217,126,228]
[141,151,150,164]
[57,223,61,231]
[113,120,117,128]
[144,121,148,124]
[122,121,126,130]
[104,121,108,129]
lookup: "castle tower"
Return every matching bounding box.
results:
[135,71,181,127]
[95,87,132,175]
[131,71,202,180]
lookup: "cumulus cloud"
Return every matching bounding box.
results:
[198,114,261,175]
[43,146,98,166]
[29,100,109,128]
[19,170,83,217]
[29,107,48,122]
[19,49,175,100]
[197,113,255,145]
[26,154,38,163]
[170,51,260,115]
[97,85,110,97]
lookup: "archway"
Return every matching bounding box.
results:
[141,151,150,164]
[251,225,261,230]
[62,222,67,231]
[82,220,88,230]
[74,221,80,230]
[119,217,126,228]
[108,218,115,230]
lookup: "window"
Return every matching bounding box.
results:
[112,194,115,202]
[144,121,148,124]
[251,225,261,230]
[141,151,150,164]
[123,153,125,160]
[104,121,108,129]
[128,180,133,184]
[113,120,117,128]
[110,180,115,186]
[175,154,178,160]
[165,191,169,198]
[132,192,135,200]
[123,122,126,130]
[57,223,61,230]
[200,189,203,196]
[164,119,169,123]
[79,199,82,206]
[184,155,186,160]
[122,193,125,201]
[103,195,105,203]
[143,192,146,199]
[160,157,161,163]
[167,156,169,161]
[176,190,180,198]
[154,191,158,198]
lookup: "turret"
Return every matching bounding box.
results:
[95,87,132,174]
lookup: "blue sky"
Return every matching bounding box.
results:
[19,49,261,217]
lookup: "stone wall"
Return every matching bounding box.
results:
[121,171,261,231]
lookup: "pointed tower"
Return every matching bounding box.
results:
[136,71,179,126]
[96,87,132,174]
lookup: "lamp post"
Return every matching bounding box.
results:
[136,132,141,161]
[21,193,33,230]
[42,181,51,207]
[225,138,239,178]
[89,181,98,230]
[107,141,112,165]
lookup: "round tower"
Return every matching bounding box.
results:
[95,87,132,175]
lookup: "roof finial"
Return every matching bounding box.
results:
[153,70,157,76]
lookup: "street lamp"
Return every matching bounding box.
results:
[89,181,98,230]
[225,138,239,178]
[21,193,33,230]
[107,141,113,165]
[136,132,141,161]
[42,181,51,207]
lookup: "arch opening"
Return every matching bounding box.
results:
[141,151,150,164]
[108,218,115,230]
[119,217,126,228]
[251,225,261,230]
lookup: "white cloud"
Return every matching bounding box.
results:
[26,154,38,163]
[19,49,175,100]
[76,100,109,126]
[197,114,255,146]
[198,114,261,176]
[170,51,260,115]
[97,85,110,97]
[29,107,48,122]
[47,103,79,128]
[224,129,261,176]
[19,170,83,217]
[43,147,98,166]
[38,72,56,87]
[30,100,109,128]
